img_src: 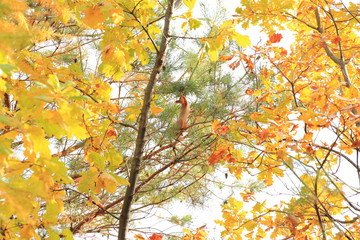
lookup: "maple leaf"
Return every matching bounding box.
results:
[82,5,105,29]
[149,233,163,240]
[208,148,227,165]
[268,33,283,43]
[208,147,235,165]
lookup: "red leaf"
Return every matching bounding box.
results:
[106,128,118,138]
[268,33,283,43]
[149,234,163,240]
[208,148,227,165]
[331,36,341,44]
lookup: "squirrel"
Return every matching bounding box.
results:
[175,94,190,130]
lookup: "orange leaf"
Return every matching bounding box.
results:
[229,59,241,70]
[134,234,146,240]
[331,36,341,44]
[82,5,105,29]
[217,125,230,134]
[280,49,288,56]
[219,55,234,61]
[245,88,254,95]
[268,33,283,43]
[149,233,163,240]
[208,147,235,165]
[213,119,230,134]
[241,54,254,70]
[208,148,227,165]
[108,103,121,114]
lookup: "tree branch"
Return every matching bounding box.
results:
[117,1,175,239]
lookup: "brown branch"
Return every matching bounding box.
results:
[283,12,318,30]
[71,129,209,233]
[52,139,88,158]
[314,8,351,87]
[70,159,178,234]
[313,143,359,171]
[117,2,175,237]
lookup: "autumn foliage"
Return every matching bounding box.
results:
[214,0,360,239]
[1,0,360,239]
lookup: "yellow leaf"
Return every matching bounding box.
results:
[228,197,243,210]
[61,229,74,240]
[0,78,6,91]
[245,221,257,231]
[189,18,202,30]
[111,9,124,25]
[181,21,188,30]
[23,126,51,159]
[256,227,267,238]
[183,0,196,10]
[253,201,264,212]
[82,5,105,29]
[150,104,164,115]
[98,173,118,193]
[19,225,37,239]
[113,174,129,186]
[44,199,60,223]
[208,49,219,62]
[232,32,251,47]
[125,104,141,122]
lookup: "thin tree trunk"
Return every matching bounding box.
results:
[117,1,175,239]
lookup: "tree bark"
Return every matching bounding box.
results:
[117,1,175,239]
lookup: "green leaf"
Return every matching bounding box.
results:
[69,95,91,101]
[0,115,11,125]
[34,96,54,102]
[78,167,99,193]
[0,64,18,76]
[189,18,202,30]
[88,151,106,170]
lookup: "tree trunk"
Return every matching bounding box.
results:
[117,1,175,239]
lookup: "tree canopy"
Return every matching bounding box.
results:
[0,0,359,239]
